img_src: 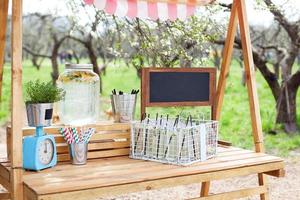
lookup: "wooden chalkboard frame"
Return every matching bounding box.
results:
[141,67,216,118]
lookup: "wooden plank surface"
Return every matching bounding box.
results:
[21,146,283,195]
[24,185,38,200]
[0,162,10,182]
[7,122,130,136]
[0,192,10,200]
[31,162,282,200]
[26,155,283,190]
[0,174,10,191]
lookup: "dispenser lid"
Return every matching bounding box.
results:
[65,63,93,70]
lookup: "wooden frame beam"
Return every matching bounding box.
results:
[0,0,9,103]
[215,0,239,121]
[11,0,24,168]
[11,0,24,199]
[203,0,239,197]
[213,0,269,199]
[237,0,264,154]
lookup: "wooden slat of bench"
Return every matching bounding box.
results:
[54,143,245,162]
[91,132,130,140]
[7,123,131,137]
[23,148,270,178]
[89,140,130,150]
[55,140,131,154]
[58,141,130,151]
[24,152,283,194]
[193,185,267,200]
[1,146,271,173]
[30,162,283,200]
[24,184,38,200]
[57,148,130,161]
[0,192,10,200]
[23,156,148,178]
[0,177,10,191]
[26,155,281,188]
[23,148,258,182]
[264,168,285,177]
[0,162,10,181]
[88,148,130,159]
[0,168,10,191]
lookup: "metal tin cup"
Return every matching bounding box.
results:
[111,94,137,123]
[69,143,88,165]
[26,103,53,127]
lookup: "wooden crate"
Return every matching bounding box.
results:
[6,122,131,163]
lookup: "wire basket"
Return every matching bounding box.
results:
[130,116,218,166]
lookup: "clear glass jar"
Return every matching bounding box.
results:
[57,64,99,126]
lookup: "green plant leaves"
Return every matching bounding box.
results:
[25,80,65,104]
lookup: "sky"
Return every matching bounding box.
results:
[17,0,300,26]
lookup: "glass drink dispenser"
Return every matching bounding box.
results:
[57,64,100,125]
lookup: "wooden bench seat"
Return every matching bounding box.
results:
[1,146,284,200]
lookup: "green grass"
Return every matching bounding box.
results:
[1,59,300,156]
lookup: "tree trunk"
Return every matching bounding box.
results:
[51,52,59,85]
[50,37,67,85]
[241,70,246,86]
[73,51,80,64]
[276,84,298,134]
[31,57,40,70]
[252,51,281,100]
[273,63,280,79]
[85,41,103,94]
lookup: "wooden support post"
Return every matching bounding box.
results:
[201,0,238,197]
[11,169,23,200]
[200,182,210,197]
[0,0,9,103]
[11,0,24,199]
[215,0,239,121]
[237,0,264,153]
[237,0,268,199]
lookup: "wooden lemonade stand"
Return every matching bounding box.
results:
[0,0,285,199]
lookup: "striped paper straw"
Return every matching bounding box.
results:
[66,128,74,144]
[84,128,95,143]
[80,127,85,143]
[71,127,80,143]
[60,128,73,144]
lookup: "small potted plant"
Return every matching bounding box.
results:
[25,80,65,127]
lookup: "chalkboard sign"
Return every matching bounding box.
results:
[141,68,216,115]
[149,72,210,103]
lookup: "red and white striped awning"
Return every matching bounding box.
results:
[84,0,214,21]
